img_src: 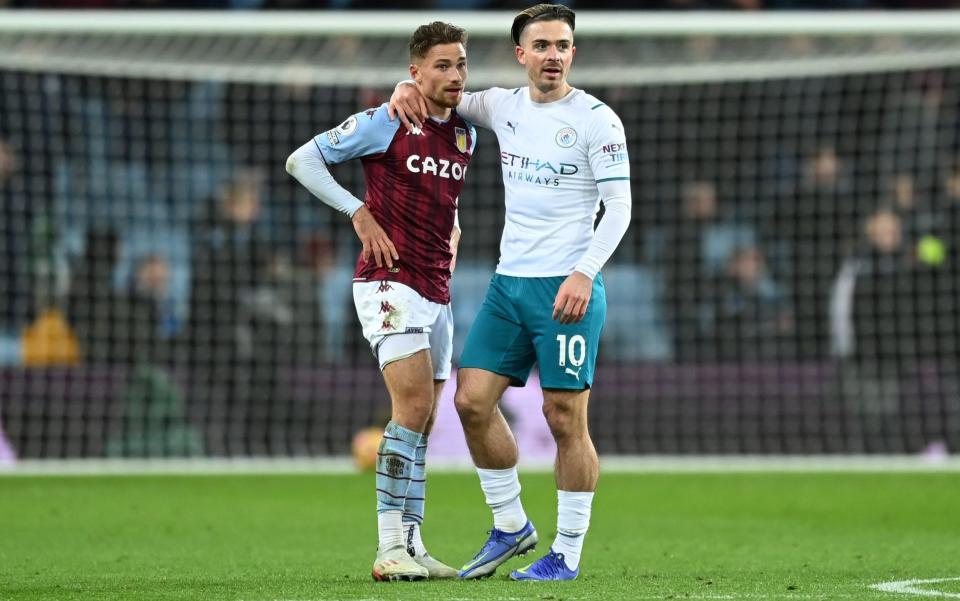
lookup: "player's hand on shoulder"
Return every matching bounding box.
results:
[552,271,593,324]
[387,82,427,133]
[351,206,399,269]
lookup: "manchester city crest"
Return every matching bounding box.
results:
[555,127,577,148]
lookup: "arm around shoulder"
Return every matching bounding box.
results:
[457,87,512,130]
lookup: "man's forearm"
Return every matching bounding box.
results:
[574,179,632,279]
[286,140,364,217]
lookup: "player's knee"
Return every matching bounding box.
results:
[454,386,492,426]
[542,401,583,441]
[454,388,480,423]
[391,383,434,425]
[394,400,433,432]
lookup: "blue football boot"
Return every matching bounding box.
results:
[458,520,538,579]
[510,548,580,581]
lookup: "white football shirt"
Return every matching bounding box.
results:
[458,86,631,277]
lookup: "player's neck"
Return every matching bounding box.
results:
[424,98,452,121]
[528,81,573,104]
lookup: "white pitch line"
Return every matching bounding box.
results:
[5,455,960,476]
[241,582,960,601]
[872,577,960,598]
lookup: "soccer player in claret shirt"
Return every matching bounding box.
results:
[286,22,475,582]
[389,4,632,582]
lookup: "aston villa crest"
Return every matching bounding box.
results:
[455,127,467,153]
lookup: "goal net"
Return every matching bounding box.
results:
[1,11,958,460]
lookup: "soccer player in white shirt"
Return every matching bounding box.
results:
[389,3,632,582]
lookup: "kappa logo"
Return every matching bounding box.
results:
[377,281,393,293]
[565,366,582,381]
[378,297,401,331]
[364,108,377,120]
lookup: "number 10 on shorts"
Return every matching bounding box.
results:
[556,334,587,367]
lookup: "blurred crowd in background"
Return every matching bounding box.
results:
[1,67,959,370]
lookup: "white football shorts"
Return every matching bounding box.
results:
[352,280,453,380]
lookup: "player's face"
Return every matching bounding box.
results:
[411,42,467,111]
[516,20,575,93]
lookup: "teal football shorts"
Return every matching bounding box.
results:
[459,273,606,389]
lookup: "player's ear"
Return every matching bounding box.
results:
[515,45,525,66]
[409,63,420,82]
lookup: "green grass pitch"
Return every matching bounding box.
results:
[2,471,959,600]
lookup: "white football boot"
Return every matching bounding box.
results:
[411,553,459,579]
[371,546,429,582]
